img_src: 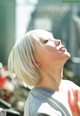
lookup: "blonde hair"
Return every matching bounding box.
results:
[8,29,53,86]
[8,30,41,86]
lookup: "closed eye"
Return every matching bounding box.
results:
[43,39,49,43]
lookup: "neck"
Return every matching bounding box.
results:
[36,66,63,91]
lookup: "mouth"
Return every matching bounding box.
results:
[59,46,67,52]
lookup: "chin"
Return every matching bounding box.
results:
[65,51,70,61]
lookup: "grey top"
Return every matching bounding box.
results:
[24,80,79,116]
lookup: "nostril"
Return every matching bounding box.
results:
[55,39,61,46]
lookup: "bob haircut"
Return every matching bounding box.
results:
[8,30,42,86]
[8,29,53,86]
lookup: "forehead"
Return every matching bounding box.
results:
[29,29,53,41]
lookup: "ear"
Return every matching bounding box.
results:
[34,61,41,69]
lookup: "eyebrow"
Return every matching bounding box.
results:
[50,32,54,38]
[48,31,54,37]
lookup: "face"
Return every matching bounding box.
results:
[33,30,70,68]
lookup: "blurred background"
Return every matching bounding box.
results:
[0,0,80,115]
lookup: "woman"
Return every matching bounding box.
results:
[8,29,80,116]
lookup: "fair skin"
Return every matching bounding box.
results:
[33,30,80,116]
[34,34,70,91]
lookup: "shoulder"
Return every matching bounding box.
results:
[24,87,62,116]
[24,95,62,116]
[61,79,80,91]
[24,89,47,116]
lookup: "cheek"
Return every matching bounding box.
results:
[45,45,58,54]
[35,44,60,65]
[44,46,63,61]
[39,48,58,64]
[36,47,52,63]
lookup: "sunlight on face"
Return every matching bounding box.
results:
[30,29,70,67]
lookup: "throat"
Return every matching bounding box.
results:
[36,75,62,91]
[36,67,63,91]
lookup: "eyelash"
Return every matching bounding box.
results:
[43,39,49,43]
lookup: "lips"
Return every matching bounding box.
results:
[59,46,66,51]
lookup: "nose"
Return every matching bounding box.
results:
[55,39,61,46]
